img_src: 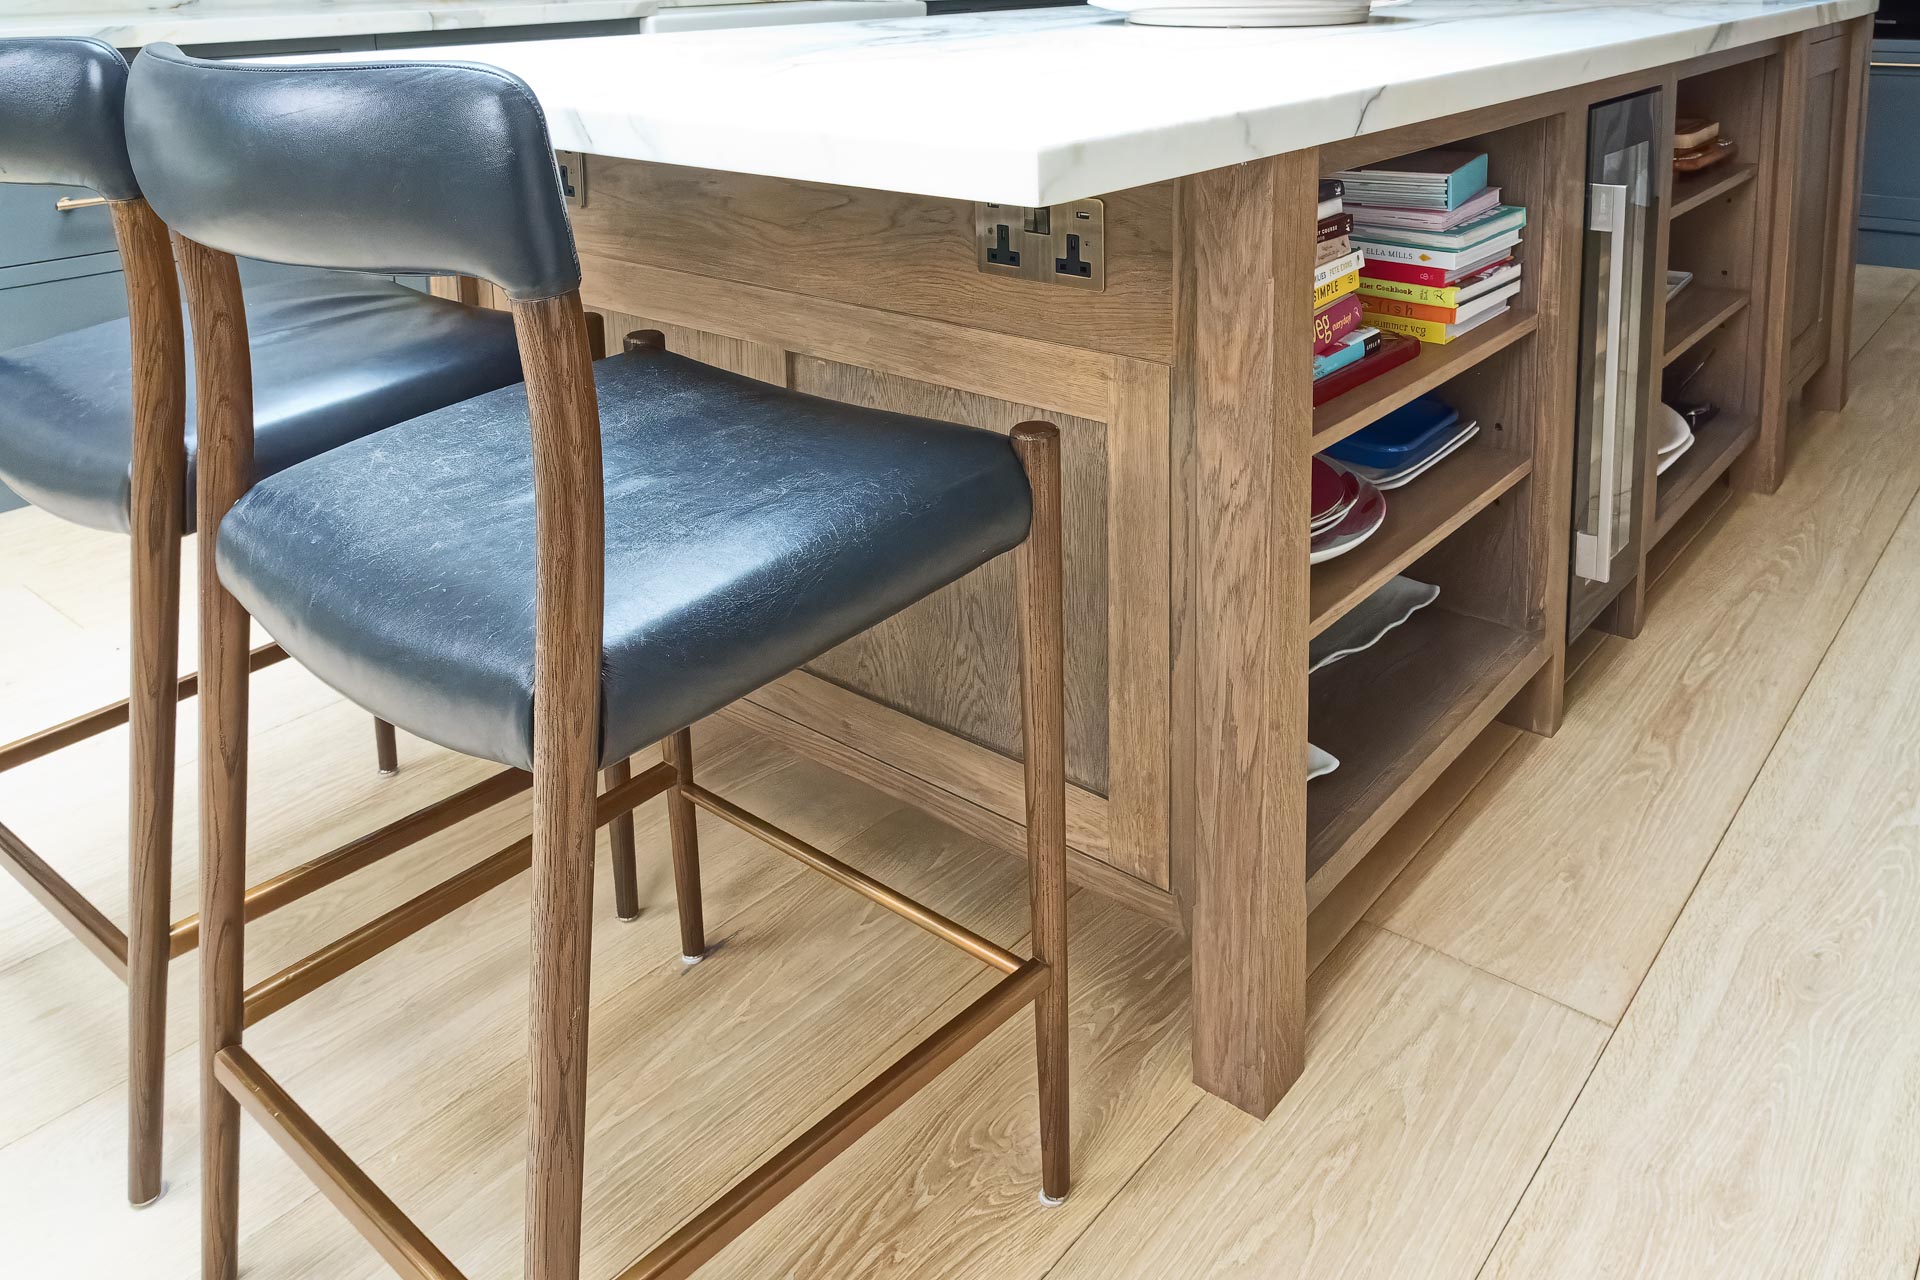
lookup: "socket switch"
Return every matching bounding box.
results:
[975,199,1105,290]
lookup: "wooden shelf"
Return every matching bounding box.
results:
[1309,445,1531,637]
[1654,414,1758,544]
[1662,285,1749,367]
[1668,162,1757,219]
[1305,609,1546,906]
[1311,308,1538,450]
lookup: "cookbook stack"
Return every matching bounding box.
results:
[1313,178,1421,405]
[1333,148,1527,345]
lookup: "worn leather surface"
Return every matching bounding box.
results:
[124,43,580,301]
[217,345,1034,770]
[0,275,522,533]
[0,38,140,200]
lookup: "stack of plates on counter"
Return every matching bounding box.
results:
[1310,456,1387,563]
[1323,393,1477,489]
[1090,0,1370,27]
[1655,402,1694,476]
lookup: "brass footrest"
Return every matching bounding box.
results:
[219,782,1050,1280]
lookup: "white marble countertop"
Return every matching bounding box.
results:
[282,0,1872,205]
[0,1,688,48]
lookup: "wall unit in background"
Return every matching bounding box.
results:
[1859,39,1920,270]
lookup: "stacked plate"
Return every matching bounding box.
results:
[1309,575,1439,672]
[1310,456,1387,564]
[1306,575,1441,782]
[1655,402,1695,476]
[1090,0,1370,26]
[1324,394,1478,489]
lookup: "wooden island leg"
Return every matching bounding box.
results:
[1171,153,1316,1118]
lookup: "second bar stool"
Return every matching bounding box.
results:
[126,42,1070,1280]
[0,36,539,1206]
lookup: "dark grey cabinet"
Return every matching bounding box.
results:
[1860,40,1920,269]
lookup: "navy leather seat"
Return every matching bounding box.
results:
[215,343,1033,771]
[0,274,521,534]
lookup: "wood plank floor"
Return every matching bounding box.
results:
[2,265,1917,1279]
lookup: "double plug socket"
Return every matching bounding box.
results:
[975,199,1106,291]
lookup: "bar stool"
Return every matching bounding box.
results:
[125,42,1070,1280]
[0,37,545,1207]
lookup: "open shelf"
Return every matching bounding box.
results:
[1669,162,1757,219]
[1306,608,1546,906]
[1311,308,1538,450]
[1654,414,1757,544]
[1662,285,1749,367]
[1310,445,1531,637]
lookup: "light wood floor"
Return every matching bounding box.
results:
[4,267,1919,1279]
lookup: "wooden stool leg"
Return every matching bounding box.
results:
[1011,422,1069,1205]
[605,757,641,921]
[126,538,179,1208]
[117,198,186,1210]
[373,718,399,775]
[518,289,604,1280]
[663,728,706,962]
[177,234,253,1280]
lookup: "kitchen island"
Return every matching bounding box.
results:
[290,0,1874,1117]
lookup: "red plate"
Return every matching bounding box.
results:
[1311,457,1346,521]
[1309,477,1387,563]
[1313,459,1361,531]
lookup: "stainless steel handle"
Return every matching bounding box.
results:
[1870,60,1919,69]
[1575,181,1629,584]
[55,195,109,212]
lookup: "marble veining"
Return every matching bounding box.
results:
[0,1,687,47]
[275,0,1870,205]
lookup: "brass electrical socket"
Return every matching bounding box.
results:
[976,199,1105,290]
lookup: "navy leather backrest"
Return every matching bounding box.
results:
[0,38,140,200]
[124,44,580,301]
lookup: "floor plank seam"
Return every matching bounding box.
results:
[1035,1093,1206,1280]
[1366,921,1609,1031]
[23,582,90,632]
[1850,275,1920,359]
[1468,457,1920,1280]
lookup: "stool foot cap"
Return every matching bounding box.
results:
[681,952,705,966]
[1038,1191,1067,1207]
[131,1184,167,1209]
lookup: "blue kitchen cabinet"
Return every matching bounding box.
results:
[1861,41,1920,269]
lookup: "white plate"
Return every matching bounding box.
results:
[1666,269,1694,302]
[1654,402,1692,455]
[1308,743,1341,780]
[1308,576,1440,672]
[1091,0,1370,25]
[1656,430,1696,475]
